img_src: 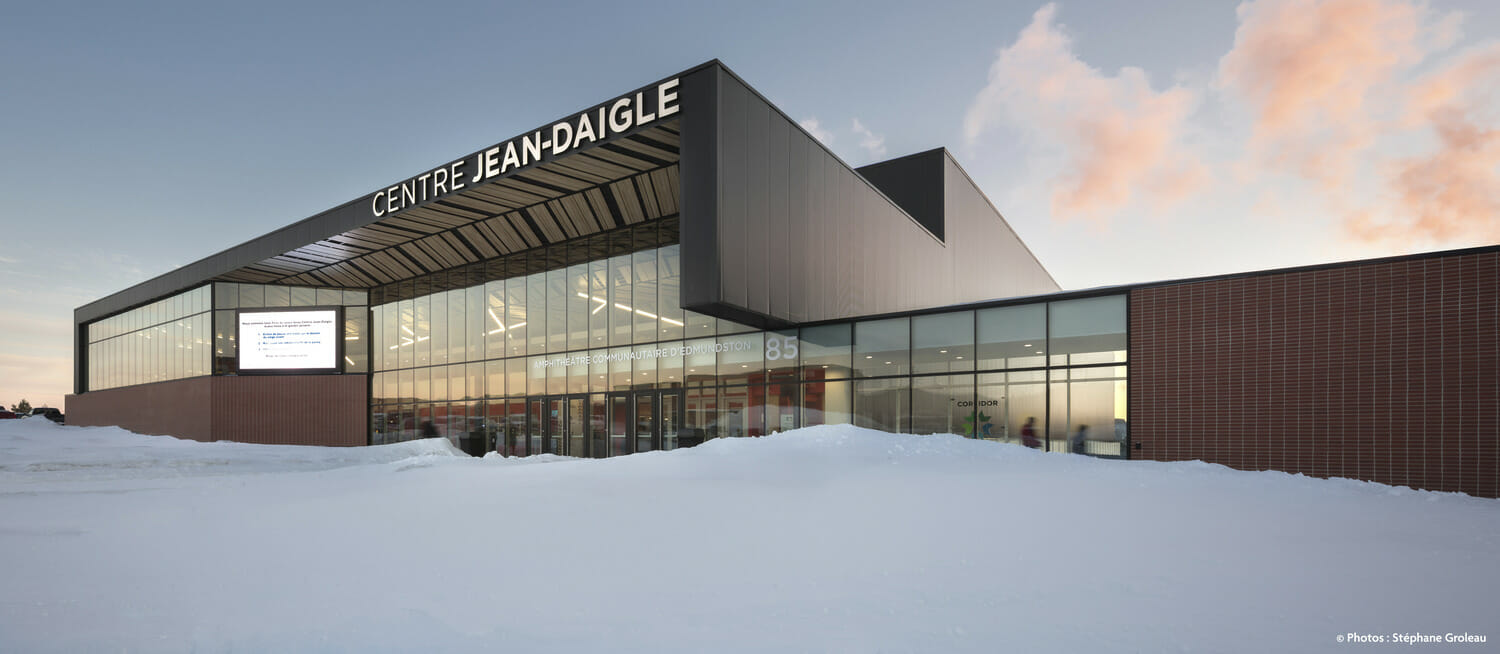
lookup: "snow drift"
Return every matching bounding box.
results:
[1,417,1495,652]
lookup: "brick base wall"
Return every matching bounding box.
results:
[1130,251,1499,497]
[66,374,367,447]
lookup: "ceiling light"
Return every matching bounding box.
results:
[939,349,947,353]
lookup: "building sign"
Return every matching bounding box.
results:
[371,78,681,218]
[531,334,796,369]
[238,309,340,371]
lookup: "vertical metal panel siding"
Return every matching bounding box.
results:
[943,155,1058,302]
[784,127,808,322]
[719,73,750,309]
[766,114,788,319]
[703,67,1058,327]
[210,375,367,447]
[678,66,720,310]
[746,96,772,317]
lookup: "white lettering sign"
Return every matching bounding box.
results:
[372,78,681,218]
[531,332,796,369]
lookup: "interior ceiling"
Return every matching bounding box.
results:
[215,120,681,289]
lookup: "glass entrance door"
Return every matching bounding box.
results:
[566,396,586,457]
[609,395,630,456]
[539,395,590,457]
[660,390,682,450]
[635,393,656,453]
[601,390,684,456]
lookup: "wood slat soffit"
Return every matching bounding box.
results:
[215,123,680,288]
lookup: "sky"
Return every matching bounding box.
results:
[2,0,1498,410]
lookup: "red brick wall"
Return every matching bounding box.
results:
[66,377,213,440]
[210,375,367,447]
[1130,250,1500,497]
[66,375,368,447]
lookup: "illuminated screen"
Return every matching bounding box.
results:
[237,309,339,371]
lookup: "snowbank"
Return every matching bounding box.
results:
[0,420,1495,653]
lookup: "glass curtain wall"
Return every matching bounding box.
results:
[369,212,1126,455]
[85,283,370,393]
[85,285,213,391]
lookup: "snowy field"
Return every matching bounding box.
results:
[1,418,1495,653]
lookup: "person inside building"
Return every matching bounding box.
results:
[1070,424,1089,455]
[1020,417,1040,449]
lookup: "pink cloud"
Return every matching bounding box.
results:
[1219,0,1500,245]
[1351,44,1500,242]
[1217,0,1449,190]
[964,3,1207,222]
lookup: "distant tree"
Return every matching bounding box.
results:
[12,399,31,414]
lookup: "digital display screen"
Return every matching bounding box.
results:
[237,309,339,371]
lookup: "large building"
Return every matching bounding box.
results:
[68,61,1499,498]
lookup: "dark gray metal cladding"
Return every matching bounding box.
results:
[678,63,1058,330]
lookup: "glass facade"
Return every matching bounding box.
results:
[82,220,1126,462]
[83,283,368,392]
[367,218,1127,459]
[86,286,212,391]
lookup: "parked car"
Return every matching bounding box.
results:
[0,410,18,419]
[29,407,64,424]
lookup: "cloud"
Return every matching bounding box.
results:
[1217,0,1457,191]
[851,118,887,158]
[964,3,1207,222]
[1219,0,1498,244]
[1350,43,1500,242]
[799,117,834,145]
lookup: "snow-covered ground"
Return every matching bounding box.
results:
[0,417,1495,653]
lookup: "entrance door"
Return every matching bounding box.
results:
[660,390,682,450]
[634,393,657,453]
[539,395,589,457]
[601,389,684,456]
[609,395,630,456]
[566,396,586,457]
